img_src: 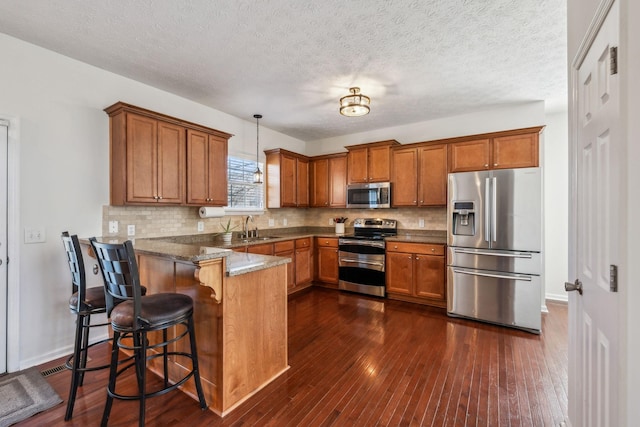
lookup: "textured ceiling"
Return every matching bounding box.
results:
[0,0,567,141]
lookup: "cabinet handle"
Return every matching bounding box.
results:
[494,163,498,167]
[158,196,162,200]
[394,245,398,249]
[431,248,435,252]
[408,255,412,259]
[484,164,489,168]
[415,256,420,260]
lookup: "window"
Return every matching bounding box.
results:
[226,156,264,211]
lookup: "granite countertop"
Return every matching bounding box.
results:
[88,227,446,277]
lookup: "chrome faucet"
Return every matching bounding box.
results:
[243,215,255,239]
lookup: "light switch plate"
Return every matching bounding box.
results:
[268,218,275,227]
[419,218,425,228]
[329,218,334,225]
[127,225,135,236]
[197,221,204,232]
[108,221,118,233]
[283,218,288,226]
[24,227,46,244]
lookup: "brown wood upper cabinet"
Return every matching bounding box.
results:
[105,102,232,206]
[448,127,543,173]
[186,130,228,206]
[265,149,310,208]
[392,143,447,207]
[310,153,347,208]
[345,140,400,184]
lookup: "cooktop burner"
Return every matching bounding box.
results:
[349,218,398,240]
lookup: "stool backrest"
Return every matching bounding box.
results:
[89,238,143,321]
[61,231,86,311]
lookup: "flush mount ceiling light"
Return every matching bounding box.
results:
[253,114,263,184]
[339,87,370,117]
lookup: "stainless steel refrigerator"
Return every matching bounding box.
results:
[446,167,542,333]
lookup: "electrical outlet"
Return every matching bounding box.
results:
[283,218,288,226]
[419,218,425,228]
[24,227,46,244]
[127,225,135,236]
[268,218,275,227]
[197,221,204,232]
[329,218,334,225]
[109,221,118,233]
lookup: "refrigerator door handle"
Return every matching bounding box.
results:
[492,176,497,242]
[452,267,533,282]
[484,177,490,242]
[452,248,533,258]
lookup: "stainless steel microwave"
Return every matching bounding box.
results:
[346,182,392,209]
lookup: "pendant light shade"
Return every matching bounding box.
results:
[339,87,370,117]
[253,114,263,184]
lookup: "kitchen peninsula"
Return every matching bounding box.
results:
[88,236,291,416]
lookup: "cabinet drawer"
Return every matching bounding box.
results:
[295,237,311,248]
[316,237,338,248]
[274,240,294,252]
[387,242,445,256]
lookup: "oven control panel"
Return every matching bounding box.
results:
[353,218,397,229]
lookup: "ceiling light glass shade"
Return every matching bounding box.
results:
[253,114,263,184]
[340,87,370,117]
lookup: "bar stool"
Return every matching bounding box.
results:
[89,238,207,427]
[60,231,112,421]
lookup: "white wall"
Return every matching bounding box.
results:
[543,112,569,301]
[0,33,306,368]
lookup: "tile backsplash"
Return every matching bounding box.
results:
[102,205,446,238]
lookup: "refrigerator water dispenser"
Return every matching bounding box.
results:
[452,201,475,236]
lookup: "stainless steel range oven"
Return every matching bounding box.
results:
[338,218,397,297]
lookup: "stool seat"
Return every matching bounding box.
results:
[69,286,107,311]
[111,293,193,329]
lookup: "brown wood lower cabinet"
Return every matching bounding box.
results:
[274,240,295,290]
[294,238,313,290]
[386,242,446,308]
[315,237,339,287]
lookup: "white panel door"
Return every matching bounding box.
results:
[570,2,620,426]
[0,120,7,374]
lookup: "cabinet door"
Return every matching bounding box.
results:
[414,255,446,300]
[448,139,491,172]
[418,144,447,206]
[385,251,413,295]
[347,147,368,183]
[317,246,339,284]
[295,246,312,285]
[368,145,392,182]
[275,249,295,289]
[329,155,347,207]
[296,158,309,207]
[310,158,329,207]
[156,122,185,204]
[391,148,418,206]
[280,154,297,207]
[126,113,158,203]
[492,133,539,169]
[186,130,210,205]
[206,135,228,205]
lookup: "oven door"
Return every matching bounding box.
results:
[338,239,386,297]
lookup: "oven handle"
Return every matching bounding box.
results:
[452,268,532,281]
[340,258,385,268]
[339,239,386,249]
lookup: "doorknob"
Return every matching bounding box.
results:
[565,279,583,295]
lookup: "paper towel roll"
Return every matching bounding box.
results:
[198,206,225,218]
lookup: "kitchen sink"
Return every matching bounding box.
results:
[242,236,280,242]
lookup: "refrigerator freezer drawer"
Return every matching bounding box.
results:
[447,266,541,333]
[447,246,541,275]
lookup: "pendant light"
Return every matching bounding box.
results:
[253,114,263,184]
[339,87,370,117]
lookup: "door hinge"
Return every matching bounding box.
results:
[610,46,618,75]
[610,264,618,292]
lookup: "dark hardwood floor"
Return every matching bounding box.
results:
[22,287,568,426]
